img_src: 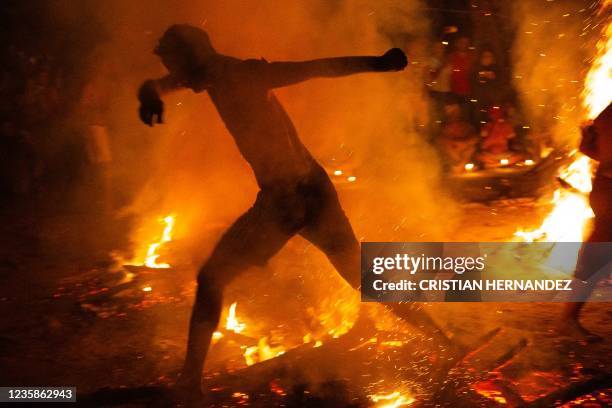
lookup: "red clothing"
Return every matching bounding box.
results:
[448,51,473,96]
[481,120,515,154]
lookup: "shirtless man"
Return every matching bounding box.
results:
[138,24,453,395]
[559,102,612,341]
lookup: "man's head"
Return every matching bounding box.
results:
[155,24,216,77]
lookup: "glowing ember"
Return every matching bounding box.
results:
[334,169,343,176]
[370,391,415,407]
[231,391,249,404]
[243,337,285,366]
[500,158,509,166]
[141,286,152,292]
[464,162,475,171]
[269,380,287,396]
[347,175,357,182]
[524,159,535,166]
[473,381,508,405]
[225,302,245,334]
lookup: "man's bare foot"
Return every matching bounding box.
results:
[556,320,603,343]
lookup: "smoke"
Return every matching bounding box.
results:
[510,0,605,148]
[15,0,463,371]
[74,0,457,268]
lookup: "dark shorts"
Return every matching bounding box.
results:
[200,166,359,287]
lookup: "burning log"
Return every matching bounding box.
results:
[527,374,612,408]
[198,316,396,406]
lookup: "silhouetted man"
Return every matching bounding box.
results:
[559,102,612,341]
[139,24,453,396]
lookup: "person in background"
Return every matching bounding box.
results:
[436,100,478,173]
[558,102,612,342]
[79,60,114,213]
[426,41,452,138]
[477,106,522,168]
[404,40,430,135]
[471,48,504,125]
[448,36,474,100]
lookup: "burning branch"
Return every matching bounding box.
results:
[126,214,176,271]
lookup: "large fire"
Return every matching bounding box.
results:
[514,153,594,243]
[582,1,612,120]
[515,3,610,246]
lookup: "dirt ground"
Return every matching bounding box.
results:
[0,198,609,407]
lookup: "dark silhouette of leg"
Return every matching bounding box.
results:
[299,183,452,347]
[559,239,610,342]
[559,175,612,342]
[180,191,297,394]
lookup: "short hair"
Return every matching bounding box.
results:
[155,24,216,65]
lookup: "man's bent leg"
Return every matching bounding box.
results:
[180,269,224,391]
[559,175,612,341]
[180,193,296,393]
[300,191,452,347]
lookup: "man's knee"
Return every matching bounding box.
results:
[192,263,235,324]
[192,280,223,324]
[330,246,361,290]
[197,253,247,286]
[323,233,360,256]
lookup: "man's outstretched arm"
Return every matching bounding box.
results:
[138,75,184,126]
[250,48,408,89]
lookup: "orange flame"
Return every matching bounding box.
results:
[142,215,175,268]
[220,302,286,365]
[126,214,176,268]
[582,1,612,119]
[243,337,286,366]
[225,302,246,334]
[514,154,594,243]
[515,6,610,246]
[370,391,415,407]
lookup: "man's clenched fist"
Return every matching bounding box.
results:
[138,80,164,126]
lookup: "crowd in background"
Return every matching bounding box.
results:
[424,34,532,173]
[0,25,536,212]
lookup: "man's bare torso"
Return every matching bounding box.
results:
[201,57,320,187]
